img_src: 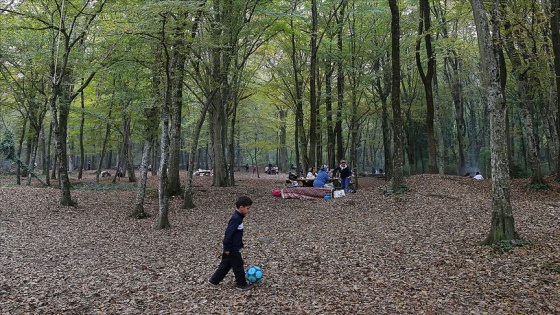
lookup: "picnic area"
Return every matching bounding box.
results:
[0,171,559,314]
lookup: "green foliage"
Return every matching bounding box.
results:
[0,129,16,161]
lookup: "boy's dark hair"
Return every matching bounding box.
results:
[236,196,253,208]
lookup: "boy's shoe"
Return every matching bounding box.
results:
[208,279,219,286]
[235,284,251,291]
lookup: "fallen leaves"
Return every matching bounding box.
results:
[0,173,559,314]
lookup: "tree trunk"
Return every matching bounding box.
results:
[470,0,518,244]
[278,108,289,172]
[503,19,545,185]
[416,0,438,174]
[388,0,406,192]
[550,0,560,180]
[167,25,187,196]
[183,100,211,209]
[336,7,345,164]
[155,15,172,229]
[16,116,27,185]
[133,49,163,217]
[325,63,335,170]
[50,86,75,206]
[444,55,467,171]
[132,140,151,219]
[209,93,230,187]
[289,7,307,176]
[78,89,85,180]
[309,0,318,167]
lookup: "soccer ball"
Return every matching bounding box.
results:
[245,265,263,283]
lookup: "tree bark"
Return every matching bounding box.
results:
[78,89,85,180]
[156,14,172,229]
[503,19,544,185]
[388,0,406,192]
[167,15,188,196]
[550,0,560,180]
[415,0,438,174]
[183,99,211,209]
[470,0,518,244]
[133,46,163,217]
[309,0,318,168]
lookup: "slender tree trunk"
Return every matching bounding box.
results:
[50,86,75,206]
[156,99,171,229]
[133,50,162,217]
[388,0,406,192]
[550,0,560,180]
[503,19,544,185]
[132,140,152,219]
[78,89,85,180]
[325,63,335,169]
[167,28,186,196]
[309,0,318,167]
[336,5,345,164]
[278,108,289,172]
[183,100,211,209]
[16,117,27,185]
[156,14,172,229]
[470,0,518,244]
[445,55,467,170]
[289,7,307,175]
[416,0,438,174]
[47,121,53,185]
[95,84,113,183]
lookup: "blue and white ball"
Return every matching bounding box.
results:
[245,265,263,283]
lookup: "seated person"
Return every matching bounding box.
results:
[306,167,316,179]
[313,167,330,188]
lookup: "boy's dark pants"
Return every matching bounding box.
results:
[210,250,247,286]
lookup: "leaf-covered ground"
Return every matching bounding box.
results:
[1,171,559,314]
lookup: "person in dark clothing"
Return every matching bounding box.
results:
[208,196,253,290]
[332,159,352,193]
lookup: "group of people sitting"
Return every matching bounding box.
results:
[287,159,354,193]
[265,164,279,175]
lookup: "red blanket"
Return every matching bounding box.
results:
[281,187,332,200]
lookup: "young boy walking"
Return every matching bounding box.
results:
[208,196,253,290]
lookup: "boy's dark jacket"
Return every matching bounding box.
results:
[223,210,244,252]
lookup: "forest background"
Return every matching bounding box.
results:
[1,1,559,225]
[1,1,560,312]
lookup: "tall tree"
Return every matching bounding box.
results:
[550,0,560,180]
[415,0,438,174]
[388,0,406,192]
[502,4,545,186]
[470,0,518,244]
[155,12,173,229]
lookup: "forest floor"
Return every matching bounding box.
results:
[0,170,559,314]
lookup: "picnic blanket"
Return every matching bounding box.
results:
[281,187,332,200]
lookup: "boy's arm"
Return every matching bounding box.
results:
[222,218,240,253]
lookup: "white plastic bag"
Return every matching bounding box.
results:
[333,190,345,198]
